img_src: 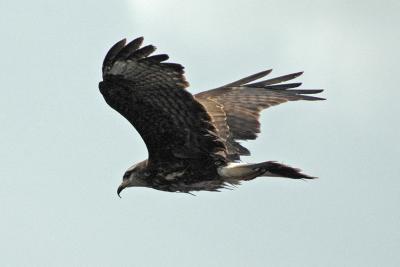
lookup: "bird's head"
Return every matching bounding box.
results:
[117,160,148,197]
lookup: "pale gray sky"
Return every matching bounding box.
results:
[1,0,399,266]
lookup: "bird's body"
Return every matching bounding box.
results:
[99,37,324,195]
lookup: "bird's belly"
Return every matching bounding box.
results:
[157,172,223,192]
[164,170,186,181]
[153,163,223,192]
[173,180,224,192]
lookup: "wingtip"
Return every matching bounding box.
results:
[116,38,127,47]
[291,71,304,79]
[102,38,128,73]
[261,69,273,76]
[310,96,326,101]
[254,69,273,79]
[128,36,144,48]
[302,175,318,180]
[135,36,144,43]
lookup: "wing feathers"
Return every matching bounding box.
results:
[145,54,169,63]
[218,69,272,88]
[129,45,156,59]
[248,71,304,87]
[118,37,144,59]
[196,70,324,160]
[102,39,126,73]
[100,37,227,164]
[287,89,324,94]
[161,63,185,72]
[101,37,324,162]
[264,82,302,89]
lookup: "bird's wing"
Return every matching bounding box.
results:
[195,70,324,160]
[99,37,226,164]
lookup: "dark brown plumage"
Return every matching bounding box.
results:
[99,37,325,195]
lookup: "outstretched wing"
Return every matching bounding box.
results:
[195,70,324,160]
[99,37,226,164]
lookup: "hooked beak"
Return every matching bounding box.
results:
[117,184,126,198]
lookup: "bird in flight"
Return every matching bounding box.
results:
[99,37,324,196]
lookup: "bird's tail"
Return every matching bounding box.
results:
[218,161,316,182]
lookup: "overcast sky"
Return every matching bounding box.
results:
[1,0,399,266]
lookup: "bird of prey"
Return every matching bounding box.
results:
[99,37,324,196]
